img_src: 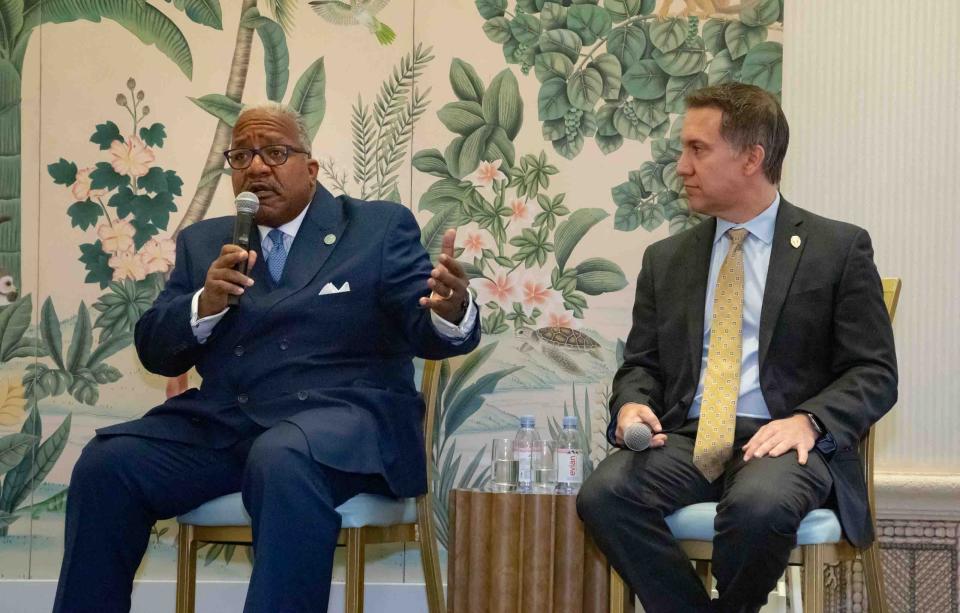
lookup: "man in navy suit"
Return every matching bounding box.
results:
[577,84,897,612]
[54,103,480,612]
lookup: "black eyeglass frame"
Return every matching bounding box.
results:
[223,144,310,169]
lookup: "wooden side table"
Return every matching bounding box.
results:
[448,488,634,613]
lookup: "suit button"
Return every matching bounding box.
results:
[297,391,308,401]
[237,393,249,404]
[279,340,289,351]
[234,345,244,357]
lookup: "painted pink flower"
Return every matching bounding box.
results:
[521,278,551,309]
[474,273,516,306]
[109,251,147,282]
[547,311,575,329]
[70,167,107,201]
[109,135,155,178]
[461,232,485,257]
[139,238,176,274]
[469,159,506,188]
[96,219,136,254]
[509,198,531,224]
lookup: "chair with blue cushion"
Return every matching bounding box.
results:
[174,360,446,613]
[610,277,901,613]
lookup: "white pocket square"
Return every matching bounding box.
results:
[319,281,351,296]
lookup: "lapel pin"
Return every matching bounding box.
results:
[324,233,336,245]
[790,235,801,249]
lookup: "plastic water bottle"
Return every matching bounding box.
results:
[556,416,583,495]
[514,415,540,493]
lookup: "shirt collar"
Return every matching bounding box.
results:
[258,202,311,244]
[713,192,780,246]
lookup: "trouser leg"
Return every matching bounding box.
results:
[241,421,392,613]
[577,421,717,613]
[712,443,833,613]
[53,435,250,613]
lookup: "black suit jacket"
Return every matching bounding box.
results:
[608,198,897,547]
[100,186,480,498]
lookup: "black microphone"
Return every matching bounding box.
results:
[227,191,259,307]
[624,422,653,452]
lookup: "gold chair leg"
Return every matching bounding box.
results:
[345,528,365,613]
[175,524,197,613]
[862,541,888,613]
[416,498,446,613]
[802,545,826,613]
[609,567,635,613]
[695,560,712,595]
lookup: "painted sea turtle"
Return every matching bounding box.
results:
[516,326,604,375]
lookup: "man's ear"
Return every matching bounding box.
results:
[742,144,767,177]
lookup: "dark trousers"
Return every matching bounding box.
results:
[577,418,833,613]
[53,420,391,613]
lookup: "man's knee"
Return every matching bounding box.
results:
[70,437,128,491]
[243,423,313,490]
[718,482,804,538]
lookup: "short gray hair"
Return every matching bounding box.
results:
[235,102,312,152]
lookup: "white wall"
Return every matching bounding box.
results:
[782,0,960,476]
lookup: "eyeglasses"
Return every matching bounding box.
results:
[223,144,309,169]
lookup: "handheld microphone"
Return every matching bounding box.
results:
[227,191,259,307]
[624,422,653,452]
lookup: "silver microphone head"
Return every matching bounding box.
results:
[624,422,652,452]
[235,191,259,215]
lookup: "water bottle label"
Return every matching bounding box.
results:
[557,449,582,484]
[517,449,533,484]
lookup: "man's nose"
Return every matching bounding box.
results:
[676,151,692,176]
[247,152,272,174]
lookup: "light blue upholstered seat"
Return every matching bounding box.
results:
[177,492,418,530]
[664,502,843,545]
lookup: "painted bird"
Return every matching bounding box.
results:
[308,0,396,46]
[0,270,18,306]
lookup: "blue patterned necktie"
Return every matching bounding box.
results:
[266,228,287,283]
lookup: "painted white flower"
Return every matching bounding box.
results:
[139,238,176,274]
[109,135,155,178]
[468,159,506,188]
[109,251,147,282]
[70,167,108,201]
[97,219,136,255]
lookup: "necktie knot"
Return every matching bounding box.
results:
[267,229,287,283]
[727,228,748,248]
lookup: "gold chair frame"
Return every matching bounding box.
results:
[611,278,901,613]
[174,360,446,613]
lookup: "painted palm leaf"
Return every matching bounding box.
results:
[40,0,194,78]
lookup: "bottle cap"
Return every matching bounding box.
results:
[562,415,578,428]
[519,415,535,428]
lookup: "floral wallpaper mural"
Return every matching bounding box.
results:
[0,0,782,587]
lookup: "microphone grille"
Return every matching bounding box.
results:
[235,192,260,215]
[624,422,652,451]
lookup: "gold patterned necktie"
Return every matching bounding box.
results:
[693,228,749,482]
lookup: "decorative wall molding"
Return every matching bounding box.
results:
[875,473,960,521]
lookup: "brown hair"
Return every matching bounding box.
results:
[686,82,788,183]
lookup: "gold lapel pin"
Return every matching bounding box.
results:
[324,234,336,245]
[790,235,801,249]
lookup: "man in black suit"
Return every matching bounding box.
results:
[577,83,897,613]
[54,103,480,612]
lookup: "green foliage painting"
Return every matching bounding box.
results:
[474,0,783,234]
[414,59,629,333]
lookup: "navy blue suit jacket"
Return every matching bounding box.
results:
[100,186,480,498]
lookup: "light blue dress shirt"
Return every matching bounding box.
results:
[687,194,780,420]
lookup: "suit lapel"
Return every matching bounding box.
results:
[758,199,806,367]
[684,217,717,377]
[258,185,348,312]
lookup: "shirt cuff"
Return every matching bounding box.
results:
[430,295,477,343]
[191,289,228,344]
